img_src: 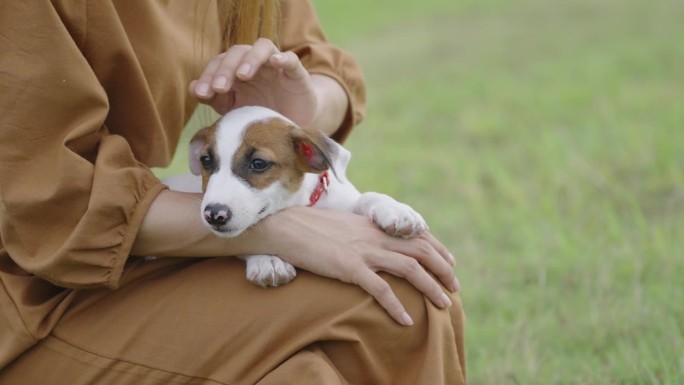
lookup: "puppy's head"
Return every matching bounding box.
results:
[189,106,336,237]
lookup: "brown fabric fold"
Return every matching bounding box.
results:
[0,258,466,384]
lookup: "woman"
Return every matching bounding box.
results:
[0,0,466,383]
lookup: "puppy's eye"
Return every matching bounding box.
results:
[200,154,214,170]
[249,158,271,172]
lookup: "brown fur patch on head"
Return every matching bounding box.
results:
[189,122,219,192]
[290,125,338,176]
[232,118,308,192]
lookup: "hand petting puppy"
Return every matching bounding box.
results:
[189,38,346,136]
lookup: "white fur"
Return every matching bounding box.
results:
[164,106,427,287]
[200,107,288,237]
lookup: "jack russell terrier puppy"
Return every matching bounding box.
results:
[164,105,428,287]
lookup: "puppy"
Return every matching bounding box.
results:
[165,106,427,287]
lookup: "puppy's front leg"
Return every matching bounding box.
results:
[354,192,428,238]
[241,255,297,287]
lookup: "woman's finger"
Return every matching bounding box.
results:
[386,236,460,293]
[209,45,251,92]
[420,231,456,266]
[415,232,461,291]
[369,250,453,310]
[191,53,226,99]
[234,38,280,81]
[352,268,414,326]
[270,51,308,81]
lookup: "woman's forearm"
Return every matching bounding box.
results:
[130,189,275,258]
[310,74,349,136]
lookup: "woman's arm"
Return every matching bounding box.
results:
[131,189,458,326]
[188,39,350,136]
[304,73,350,137]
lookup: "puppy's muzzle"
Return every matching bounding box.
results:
[203,203,232,227]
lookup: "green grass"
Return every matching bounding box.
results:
[155,0,684,383]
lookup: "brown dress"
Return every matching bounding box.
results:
[0,1,466,384]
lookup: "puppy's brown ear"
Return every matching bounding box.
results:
[290,127,337,175]
[188,126,210,175]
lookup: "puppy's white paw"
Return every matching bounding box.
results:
[372,202,428,238]
[356,192,428,238]
[243,255,297,287]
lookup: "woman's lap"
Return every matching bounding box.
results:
[0,257,465,385]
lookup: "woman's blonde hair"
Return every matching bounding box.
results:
[218,0,280,47]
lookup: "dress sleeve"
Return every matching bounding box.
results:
[278,0,367,143]
[0,2,166,289]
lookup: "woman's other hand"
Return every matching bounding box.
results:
[189,38,318,129]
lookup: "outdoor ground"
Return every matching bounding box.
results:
[155,1,684,383]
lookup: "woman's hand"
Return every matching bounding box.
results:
[261,206,460,326]
[189,38,319,129]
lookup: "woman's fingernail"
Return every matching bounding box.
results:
[441,293,453,308]
[401,312,414,326]
[237,63,252,77]
[213,76,228,90]
[451,277,461,292]
[448,252,456,265]
[197,83,211,97]
[273,53,284,61]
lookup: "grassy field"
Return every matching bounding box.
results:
[155,0,684,383]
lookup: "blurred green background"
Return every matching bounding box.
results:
[155,0,684,383]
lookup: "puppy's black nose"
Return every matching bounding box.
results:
[203,203,232,226]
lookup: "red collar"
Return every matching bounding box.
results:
[307,171,330,207]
